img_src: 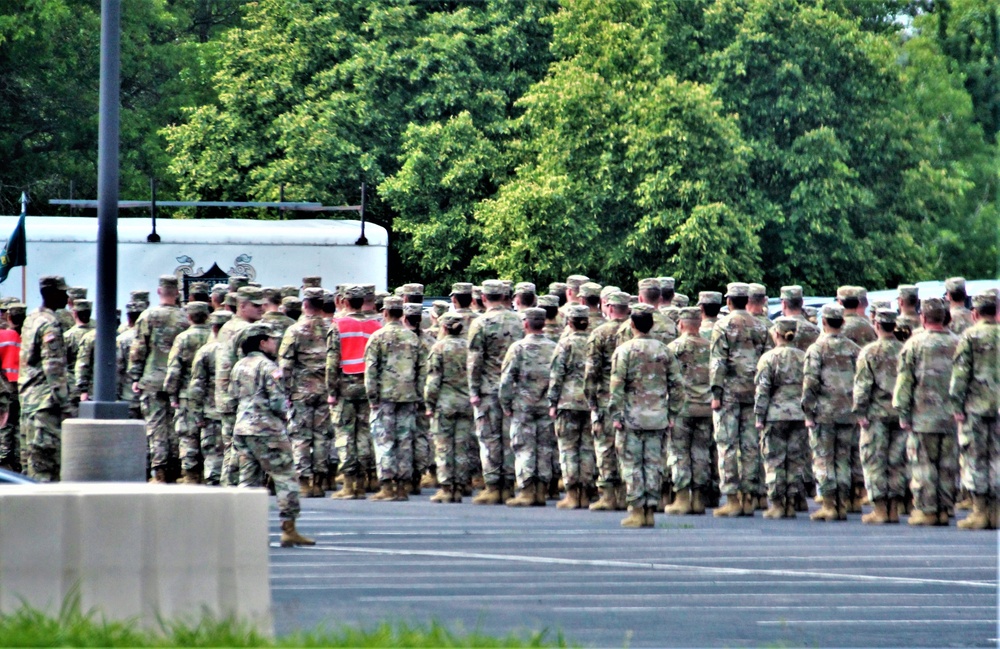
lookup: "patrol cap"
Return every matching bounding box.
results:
[537,294,559,308]
[870,300,892,312]
[383,296,404,310]
[0,297,15,308]
[837,285,862,300]
[857,287,868,301]
[344,284,367,299]
[430,300,450,317]
[450,282,473,296]
[280,285,299,298]
[898,284,919,299]
[945,277,967,293]
[638,278,660,291]
[243,322,280,338]
[522,307,546,321]
[875,309,897,324]
[375,290,390,301]
[237,286,265,305]
[6,303,26,317]
[500,280,514,296]
[566,275,589,290]
[262,287,281,302]
[302,276,322,288]
[224,293,238,308]
[514,282,536,295]
[673,294,690,307]
[209,309,233,326]
[921,296,947,315]
[482,280,505,295]
[403,303,423,316]
[606,291,630,307]
[393,286,405,296]
[579,282,602,298]
[628,295,639,305]
[125,301,144,314]
[566,304,590,319]
[402,283,424,296]
[362,284,376,297]
[248,281,262,289]
[748,283,767,299]
[439,313,464,328]
[323,290,335,303]
[600,285,621,300]
[774,316,798,334]
[228,275,249,291]
[803,306,818,319]
[73,299,92,311]
[210,285,227,299]
[821,303,844,320]
[658,277,675,291]
[472,286,482,299]
[780,285,803,300]
[725,282,749,298]
[548,282,567,294]
[631,303,655,316]
[698,291,722,305]
[189,282,210,295]
[67,286,88,299]
[281,296,302,310]
[302,287,325,300]
[972,291,997,310]
[130,290,150,303]
[678,307,701,321]
[184,301,210,316]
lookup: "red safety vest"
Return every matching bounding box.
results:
[336,316,381,375]
[0,329,20,383]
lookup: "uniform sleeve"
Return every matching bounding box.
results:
[754,355,773,423]
[263,361,286,419]
[948,335,972,415]
[608,347,626,426]
[416,336,429,404]
[325,325,341,399]
[498,344,518,413]
[892,343,915,427]
[423,347,442,411]
[800,345,821,420]
[709,325,729,399]
[277,326,296,397]
[127,315,150,384]
[852,348,874,419]
[363,334,381,405]
[547,342,569,409]
[162,335,185,397]
[215,336,238,413]
[466,319,485,398]
[39,321,69,408]
[75,335,94,394]
[583,331,602,410]
[665,349,684,425]
[188,348,208,420]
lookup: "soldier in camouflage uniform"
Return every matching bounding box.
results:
[949,291,999,529]
[673,294,690,308]
[754,317,807,519]
[894,297,959,526]
[365,296,425,501]
[163,301,212,483]
[697,292,723,341]
[710,283,769,517]
[610,304,683,528]
[279,287,330,497]
[19,276,70,482]
[62,299,93,418]
[853,309,905,524]
[574,282,606,337]
[617,279,677,349]
[539,295,563,343]
[584,291,630,511]
[262,288,296,338]
[657,278,680,324]
[448,282,479,335]
[499,308,557,506]
[55,286,84,333]
[945,277,975,336]
[215,286,264,486]
[467,280,524,504]
[838,286,877,348]
[802,303,861,521]
[547,304,595,509]
[281,296,302,322]
[229,322,313,547]
[513,282,537,312]
[748,284,773,350]
[129,276,189,483]
[425,313,473,503]
[117,301,145,419]
[664,308,713,515]
[403,302,436,492]
[188,309,231,484]
[896,285,922,338]
[562,276,588,316]
[780,286,820,353]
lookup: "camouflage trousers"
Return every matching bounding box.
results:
[713,401,760,496]
[809,423,854,501]
[200,417,223,485]
[233,433,299,522]
[849,425,863,489]
[140,391,176,471]
[288,395,331,479]
[510,408,555,490]
[620,427,665,508]
[371,401,417,482]
[859,417,908,501]
[473,393,515,487]
[431,410,473,487]
[908,431,958,514]
[668,416,712,491]
[23,407,61,482]
[220,413,238,486]
[174,399,202,473]
[332,398,373,477]
[414,410,432,475]
[958,414,999,498]
[554,409,595,488]
[592,408,620,488]
[761,420,806,501]
[0,392,20,472]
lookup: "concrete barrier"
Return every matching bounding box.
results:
[61,419,147,482]
[0,483,272,635]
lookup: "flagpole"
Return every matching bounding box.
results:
[19,193,26,303]
[20,267,25,304]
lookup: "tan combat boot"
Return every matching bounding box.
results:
[148,468,167,484]
[369,481,395,501]
[329,475,353,499]
[472,485,501,505]
[620,505,645,528]
[810,498,838,521]
[429,487,451,503]
[534,481,548,506]
[557,485,580,510]
[311,474,326,498]
[279,520,315,547]
[644,506,655,527]
[298,476,313,498]
[907,509,936,526]
[691,489,706,515]
[178,469,201,484]
[957,496,990,530]
[848,486,863,513]
[589,486,617,511]
[420,471,437,489]
[763,498,784,519]
[956,489,973,511]
[471,474,486,490]
[713,492,742,517]
[742,492,756,517]
[665,489,693,515]
[861,498,889,525]
[506,483,535,507]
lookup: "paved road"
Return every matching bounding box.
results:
[269,496,998,648]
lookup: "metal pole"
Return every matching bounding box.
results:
[147,176,160,243]
[19,193,27,303]
[355,182,368,246]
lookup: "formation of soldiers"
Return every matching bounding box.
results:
[1,272,997,536]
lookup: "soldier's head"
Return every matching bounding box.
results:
[6,303,26,330]
[209,309,232,333]
[920,297,947,328]
[972,291,997,320]
[537,294,560,321]
[658,277,675,304]
[748,284,767,314]
[566,304,589,332]
[210,285,227,309]
[241,323,280,358]
[281,296,302,321]
[500,280,514,308]
[772,317,797,346]
[72,299,92,325]
[874,309,897,338]
[403,303,423,329]
[780,285,803,315]
[323,291,336,315]
[185,301,210,325]
[606,291,630,319]
[450,283,473,310]
[402,283,424,305]
[157,275,180,305]
[481,280,505,307]
[821,303,844,332]
[836,286,862,313]
[629,304,655,335]
[514,282,536,311]
[262,288,282,312]
[678,307,701,335]
[579,282,602,310]
[382,296,404,321]
[236,287,265,322]
[439,313,464,337]
[301,288,324,315]
[725,283,749,311]
[339,285,363,311]
[362,285,377,311]
[897,285,919,314]
[125,301,143,326]
[522,307,546,333]
[699,291,722,319]
[548,282,568,307]
[38,275,69,310]
[565,275,588,303]
[637,279,661,306]
[945,277,967,306]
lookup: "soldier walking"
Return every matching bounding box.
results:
[188,309,232,484]
[164,301,212,483]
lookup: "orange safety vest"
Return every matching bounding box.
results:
[0,329,20,383]
[336,316,381,375]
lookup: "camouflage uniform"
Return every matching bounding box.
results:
[896,285,922,338]
[609,313,683,509]
[128,282,189,475]
[500,319,557,491]
[278,311,330,482]
[19,294,69,482]
[801,306,860,507]
[616,309,677,348]
[229,337,299,522]
[425,314,473,488]
[215,290,257,485]
[790,314,820,353]
[163,304,211,476]
[710,284,769,500]
[548,309,595,491]
[467,286,524,490]
[73,328,97,397]
[262,310,296,339]
[666,322,713,494]
[584,305,629,491]
[365,309,425,484]
[754,320,807,504]
[62,308,93,418]
[853,317,906,502]
[893,309,959,518]
[412,319,437,479]
[946,277,975,336]
[116,325,141,418]
[188,313,229,484]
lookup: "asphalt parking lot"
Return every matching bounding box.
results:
[269,496,999,648]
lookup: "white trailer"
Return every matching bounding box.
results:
[0,216,388,308]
